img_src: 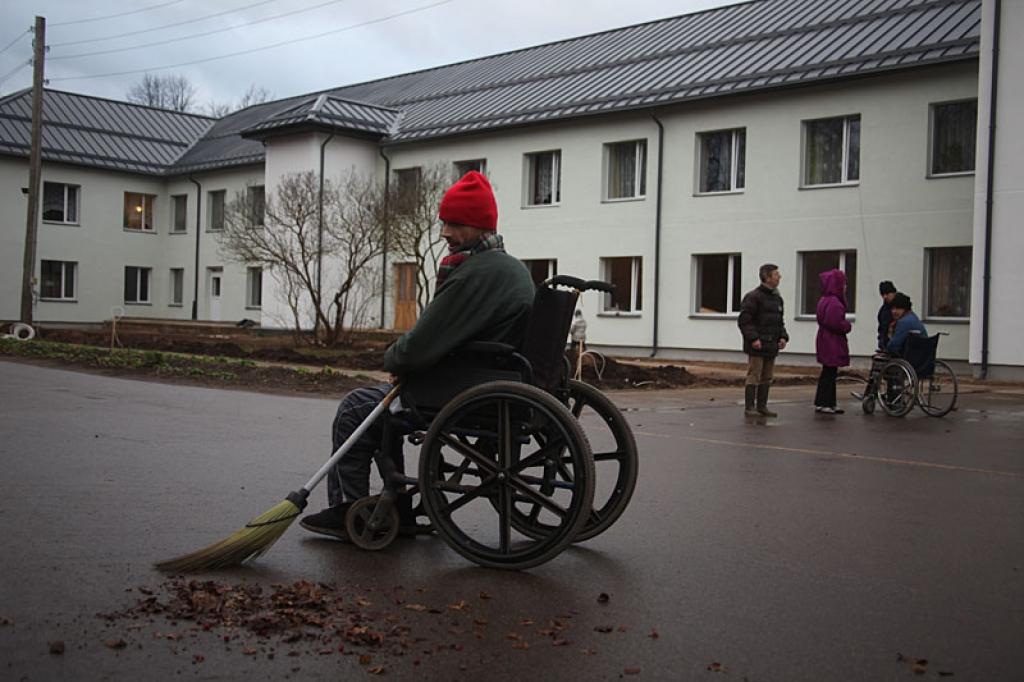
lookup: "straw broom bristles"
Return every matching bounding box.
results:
[154,496,303,573]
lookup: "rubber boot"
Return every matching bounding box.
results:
[744,385,760,417]
[756,383,777,417]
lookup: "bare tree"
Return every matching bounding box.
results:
[204,83,274,117]
[388,162,451,313]
[126,73,197,112]
[218,171,385,345]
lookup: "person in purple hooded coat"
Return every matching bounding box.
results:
[814,269,852,414]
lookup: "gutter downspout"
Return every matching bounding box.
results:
[318,134,334,341]
[188,175,202,320]
[379,147,391,329]
[649,116,665,357]
[981,0,1001,379]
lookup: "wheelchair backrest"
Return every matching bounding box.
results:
[904,333,939,379]
[519,284,579,393]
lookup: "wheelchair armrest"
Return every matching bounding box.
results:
[459,341,517,355]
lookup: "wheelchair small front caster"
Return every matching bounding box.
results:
[345,495,400,551]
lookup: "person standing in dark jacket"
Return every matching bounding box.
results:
[814,269,852,414]
[877,280,897,350]
[300,171,536,539]
[738,263,789,417]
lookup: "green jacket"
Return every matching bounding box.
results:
[383,250,535,374]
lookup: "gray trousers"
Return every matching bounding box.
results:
[327,384,392,507]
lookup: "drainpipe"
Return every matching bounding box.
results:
[379,147,391,329]
[649,116,665,357]
[981,0,1001,379]
[318,133,334,340]
[188,175,202,320]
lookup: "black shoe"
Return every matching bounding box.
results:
[299,504,351,540]
[398,520,435,538]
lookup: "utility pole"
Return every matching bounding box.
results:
[19,16,46,325]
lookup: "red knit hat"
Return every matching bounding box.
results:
[438,170,497,231]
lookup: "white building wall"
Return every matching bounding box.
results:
[970,0,1024,379]
[382,63,978,361]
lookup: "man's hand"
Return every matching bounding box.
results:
[778,339,787,350]
[751,339,762,350]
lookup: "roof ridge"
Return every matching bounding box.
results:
[41,87,215,121]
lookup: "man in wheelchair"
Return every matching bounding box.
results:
[884,292,928,357]
[299,171,536,540]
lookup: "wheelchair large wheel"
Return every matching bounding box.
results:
[917,360,958,418]
[878,360,916,418]
[418,381,595,570]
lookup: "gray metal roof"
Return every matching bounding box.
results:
[0,88,213,174]
[0,0,981,175]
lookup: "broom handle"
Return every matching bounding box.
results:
[301,384,402,493]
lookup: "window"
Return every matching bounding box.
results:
[246,266,263,308]
[40,260,76,300]
[931,100,977,175]
[601,256,643,313]
[171,195,187,233]
[247,185,265,227]
[454,159,486,178]
[799,250,857,315]
[525,151,561,206]
[42,182,79,224]
[170,268,184,306]
[925,247,971,318]
[522,258,557,286]
[124,266,151,304]
[803,115,860,186]
[694,254,742,314]
[393,168,421,216]
[697,129,745,193]
[123,192,156,231]
[605,140,647,200]
[208,190,226,231]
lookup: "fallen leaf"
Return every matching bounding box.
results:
[242,647,258,656]
[594,625,613,633]
[617,625,628,633]
[404,604,428,612]
[356,597,373,608]
[359,654,373,665]
[48,641,65,655]
[448,600,470,611]
[707,662,725,673]
[0,617,12,626]
[581,648,596,655]
[648,629,659,639]
[624,667,641,675]
[505,633,522,641]
[473,618,488,626]
[937,672,954,678]
[519,619,535,626]
[478,591,492,600]
[104,638,127,650]
[552,638,570,647]
[368,666,385,675]
[512,641,530,650]
[597,593,610,604]
[193,654,204,663]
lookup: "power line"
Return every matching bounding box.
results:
[0,60,30,89]
[51,0,188,27]
[0,29,29,56]
[49,0,455,83]
[51,0,351,61]
[51,0,282,47]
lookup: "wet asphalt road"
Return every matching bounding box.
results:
[0,359,1022,681]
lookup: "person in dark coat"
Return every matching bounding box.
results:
[814,269,852,414]
[877,280,897,350]
[886,293,927,356]
[737,263,789,417]
[300,171,536,539]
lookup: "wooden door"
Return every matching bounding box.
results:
[393,263,418,331]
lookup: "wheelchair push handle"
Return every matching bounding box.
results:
[544,275,616,294]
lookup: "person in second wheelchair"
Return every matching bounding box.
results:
[814,268,852,414]
[885,293,928,356]
[299,170,536,540]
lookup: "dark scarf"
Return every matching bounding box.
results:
[435,232,504,294]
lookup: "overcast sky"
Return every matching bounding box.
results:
[0,0,742,111]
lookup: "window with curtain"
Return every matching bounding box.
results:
[605,140,647,200]
[208,190,226,231]
[124,266,151,303]
[42,182,80,224]
[393,167,421,216]
[698,129,745,193]
[171,195,187,233]
[526,151,561,206]
[695,254,742,313]
[170,268,184,306]
[804,115,860,186]
[123,192,156,231]
[247,267,263,308]
[799,250,857,314]
[926,247,971,318]
[931,100,977,175]
[247,186,265,227]
[40,260,76,300]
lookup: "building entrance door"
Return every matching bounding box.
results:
[394,263,417,331]
[207,267,223,321]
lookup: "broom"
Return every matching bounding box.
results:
[155,385,401,572]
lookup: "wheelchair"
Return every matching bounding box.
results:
[342,275,639,570]
[856,332,959,418]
